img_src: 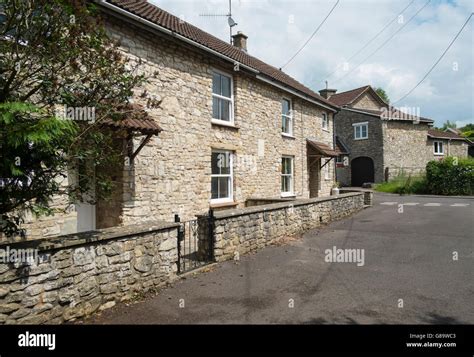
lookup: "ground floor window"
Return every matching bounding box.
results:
[211,150,233,203]
[433,140,444,155]
[281,156,294,196]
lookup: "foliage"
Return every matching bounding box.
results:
[375,175,427,195]
[439,120,457,130]
[459,124,474,132]
[425,157,474,195]
[374,87,390,103]
[0,0,149,236]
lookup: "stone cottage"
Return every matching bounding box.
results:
[319,85,470,186]
[13,0,341,240]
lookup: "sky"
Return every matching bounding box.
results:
[150,0,473,128]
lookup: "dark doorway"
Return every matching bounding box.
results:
[351,157,374,186]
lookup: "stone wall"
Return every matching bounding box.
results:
[335,110,470,185]
[428,138,468,159]
[103,16,336,223]
[0,222,179,324]
[352,93,381,111]
[383,122,469,179]
[12,10,337,240]
[212,192,365,262]
[334,110,384,185]
[383,121,433,178]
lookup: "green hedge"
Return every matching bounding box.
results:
[425,157,474,195]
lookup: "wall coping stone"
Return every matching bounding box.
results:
[0,221,179,252]
[340,188,374,193]
[246,197,296,203]
[212,192,364,219]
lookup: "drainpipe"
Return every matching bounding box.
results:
[332,111,336,184]
[301,101,304,197]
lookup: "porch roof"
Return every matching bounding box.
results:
[306,139,339,157]
[102,103,162,135]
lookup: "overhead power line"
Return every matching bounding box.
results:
[332,0,431,85]
[324,0,415,80]
[392,12,473,104]
[280,0,340,70]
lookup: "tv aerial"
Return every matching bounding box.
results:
[200,0,238,44]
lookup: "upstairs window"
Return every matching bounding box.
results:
[433,141,444,155]
[281,98,293,135]
[353,122,368,140]
[212,71,233,123]
[322,113,329,130]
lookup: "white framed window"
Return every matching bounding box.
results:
[281,98,293,136]
[212,70,233,124]
[211,150,233,203]
[322,113,329,131]
[281,156,294,196]
[353,122,368,140]
[433,141,444,155]
[323,159,331,180]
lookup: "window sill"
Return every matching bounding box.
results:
[434,153,445,156]
[211,119,239,129]
[322,128,330,132]
[282,133,295,139]
[210,201,238,209]
[281,193,296,198]
[354,137,368,141]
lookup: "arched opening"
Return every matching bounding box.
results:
[351,157,374,186]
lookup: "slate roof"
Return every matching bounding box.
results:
[101,0,338,110]
[327,85,371,106]
[427,129,467,141]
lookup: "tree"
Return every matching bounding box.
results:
[0,0,151,236]
[374,87,390,103]
[459,123,474,132]
[440,120,457,131]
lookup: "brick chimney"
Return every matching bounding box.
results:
[232,31,248,52]
[319,88,337,99]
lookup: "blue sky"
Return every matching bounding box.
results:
[151,0,473,127]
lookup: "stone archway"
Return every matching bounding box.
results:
[351,157,374,186]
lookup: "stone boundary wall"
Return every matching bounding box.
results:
[212,192,366,262]
[339,189,373,206]
[0,222,179,324]
[245,197,296,207]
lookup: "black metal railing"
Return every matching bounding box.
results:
[175,209,215,274]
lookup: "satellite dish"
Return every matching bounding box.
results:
[228,16,237,27]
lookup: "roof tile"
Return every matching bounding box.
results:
[103,0,337,109]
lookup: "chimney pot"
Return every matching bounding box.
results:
[232,31,248,52]
[319,88,337,99]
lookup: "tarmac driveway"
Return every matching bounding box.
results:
[86,193,474,324]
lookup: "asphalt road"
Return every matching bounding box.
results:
[86,193,474,324]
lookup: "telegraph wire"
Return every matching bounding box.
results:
[280,0,340,70]
[393,13,473,104]
[324,0,415,80]
[332,0,431,85]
